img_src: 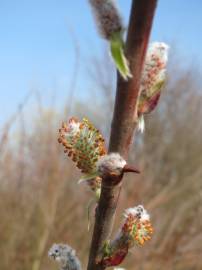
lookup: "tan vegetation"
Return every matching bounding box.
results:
[0,54,202,270]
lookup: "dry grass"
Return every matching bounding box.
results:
[0,56,202,270]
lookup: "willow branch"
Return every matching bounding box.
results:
[87,1,158,269]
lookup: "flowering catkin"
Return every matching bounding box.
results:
[58,117,106,195]
[116,205,153,247]
[101,205,153,267]
[89,0,123,40]
[58,117,106,174]
[48,243,82,270]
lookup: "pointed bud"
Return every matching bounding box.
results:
[122,164,140,174]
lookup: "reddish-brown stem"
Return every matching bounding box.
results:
[87,1,158,269]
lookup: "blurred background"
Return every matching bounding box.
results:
[0,1,202,270]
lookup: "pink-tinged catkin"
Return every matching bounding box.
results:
[101,205,153,267]
[137,42,169,133]
[89,0,123,40]
[138,42,169,115]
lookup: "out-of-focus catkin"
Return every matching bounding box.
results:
[89,0,123,40]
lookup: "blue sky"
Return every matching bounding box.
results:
[0,0,201,125]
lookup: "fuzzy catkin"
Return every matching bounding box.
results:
[89,0,123,40]
[48,244,82,270]
[97,153,126,177]
[140,42,169,97]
